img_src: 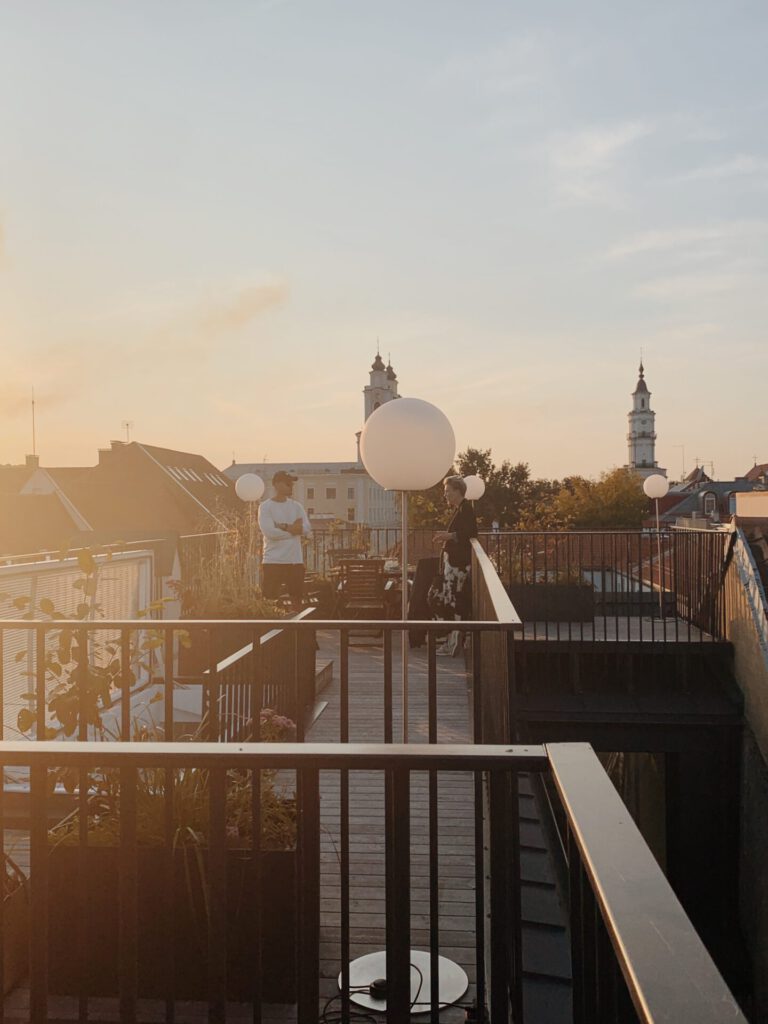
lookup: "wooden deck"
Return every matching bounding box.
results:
[2,634,571,1023]
[516,616,712,642]
[308,632,571,1024]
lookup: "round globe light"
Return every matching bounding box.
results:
[360,398,456,491]
[464,475,486,501]
[643,474,669,500]
[235,473,265,502]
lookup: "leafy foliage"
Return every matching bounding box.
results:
[409,448,649,531]
[548,468,647,529]
[3,545,177,740]
[49,710,298,851]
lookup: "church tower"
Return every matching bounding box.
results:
[626,361,666,479]
[363,350,399,421]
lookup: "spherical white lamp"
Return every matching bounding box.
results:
[360,397,456,744]
[643,474,669,500]
[464,475,486,501]
[235,473,265,502]
[360,398,456,491]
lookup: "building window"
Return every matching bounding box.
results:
[347,508,355,521]
[307,487,315,499]
[641,399,645,408]
[347,487,355,500]
[326,487,336,499]
[307,508,314,516]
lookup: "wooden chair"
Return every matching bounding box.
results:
[337,559,387,621]
[327,547,367,571]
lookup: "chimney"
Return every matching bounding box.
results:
[98,440,126,466]
[25,454,39,469]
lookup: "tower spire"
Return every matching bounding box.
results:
[626,357,666,480]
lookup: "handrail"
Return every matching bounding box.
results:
[0,617,518,631]
[0,740,547,772]
[208,607,316,675]
[732,526,768,664]
[546,742,747,1024]
[470,538,521,625]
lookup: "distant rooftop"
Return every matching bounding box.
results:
[225,461,364,479]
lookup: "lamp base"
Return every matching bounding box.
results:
[339,949,469,1014]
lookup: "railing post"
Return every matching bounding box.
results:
[119,765,138,1023]
[488,769,519,1024]
[297,767,320,1024]
[29,764,49,1024]
[386,766,411,1024]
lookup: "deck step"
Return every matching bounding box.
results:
[315,657,334,693]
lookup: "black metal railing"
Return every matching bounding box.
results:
[0,740,746,1023]
[0,618,520,748]
[300,527,731,643]
[480,529,730,642]
[206,608,317,742]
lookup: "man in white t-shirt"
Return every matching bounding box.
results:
[258,470,312,609]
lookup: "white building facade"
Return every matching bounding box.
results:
[226,352,401,527]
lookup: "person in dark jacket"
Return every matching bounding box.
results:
[428,475,478,655]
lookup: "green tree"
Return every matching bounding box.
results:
[456,448,546,528]
[550,468,647,529]
[409,447,560,529]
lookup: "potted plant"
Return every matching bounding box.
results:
[45,709,300,1002]
[3,553,307,1003]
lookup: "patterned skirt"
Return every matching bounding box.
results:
[427,552,470,622]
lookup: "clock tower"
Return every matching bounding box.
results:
[626,361,666,479]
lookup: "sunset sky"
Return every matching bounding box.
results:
[1,1,766,481]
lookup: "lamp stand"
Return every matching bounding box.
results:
[401,490,409,744]
[655,498,664,621]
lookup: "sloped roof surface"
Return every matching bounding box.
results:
[0,493,78,556]
[0,466,35,494]
[48,442,239,535]
[661,481,755,520]
[745,463,768,482]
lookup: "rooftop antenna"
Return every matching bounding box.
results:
[31,387,36,457]
[122,420,134,443]
[672,444,685,480]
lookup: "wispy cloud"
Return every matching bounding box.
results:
[605,220,768,259]
[674,154,768,183]
[197,280,288,335]
[632,272,754,299]
[547,120,654,205]
[139,277,288,359]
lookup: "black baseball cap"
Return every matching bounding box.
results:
[272,470,298,485]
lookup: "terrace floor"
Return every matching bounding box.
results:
[308,632,572,1024]
[2,632,572,1023]
[515,615,711,642]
